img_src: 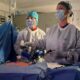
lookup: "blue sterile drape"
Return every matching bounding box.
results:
[0,22,18,63]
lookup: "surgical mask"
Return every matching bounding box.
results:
[56,10,66,21]
[26,19,34,28]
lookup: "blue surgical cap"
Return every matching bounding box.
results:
[27,11,39,25]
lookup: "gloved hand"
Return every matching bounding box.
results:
[24,42,33,46]
[17,55,21,60]
[20,40,26,49]
[20,40,33,49]
[66,51,79,64]
[57,50,79,65]
[20,40,33,46]
[20,40,25,46]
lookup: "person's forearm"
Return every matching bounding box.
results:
[61,49,79,64]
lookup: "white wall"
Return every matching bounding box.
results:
[38,12,57,31]
[0,2,9,17]
[73,10,80,30]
